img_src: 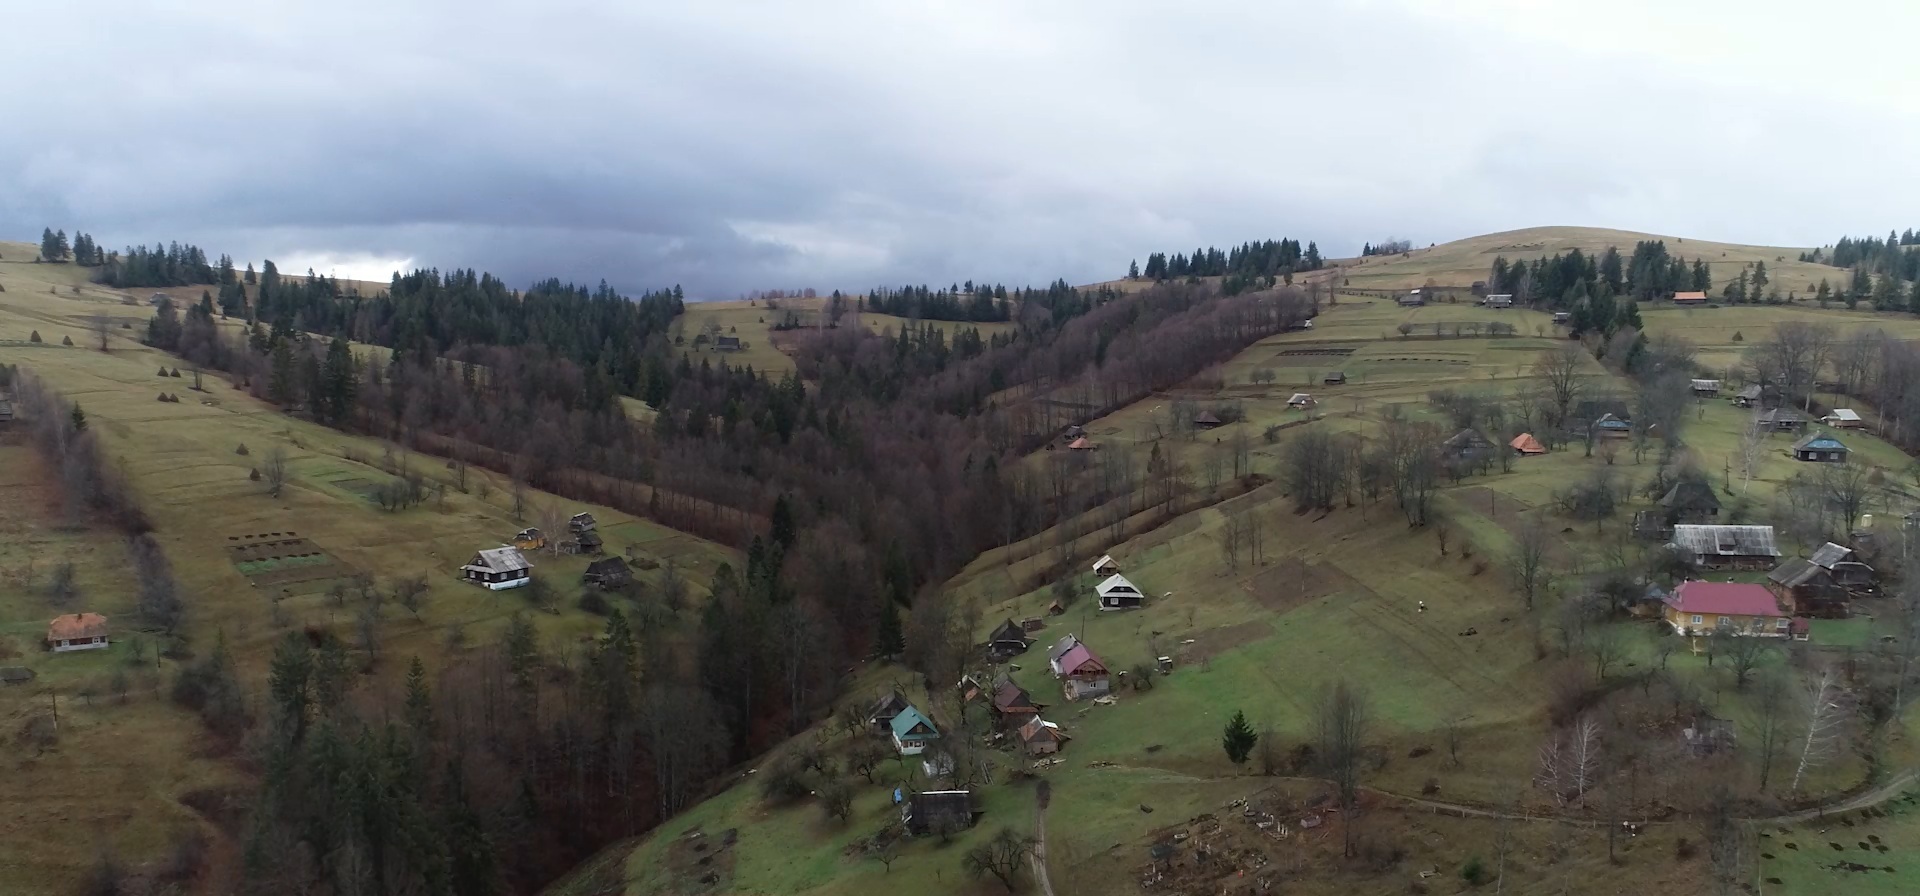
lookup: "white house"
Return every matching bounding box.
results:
[1095,573,1145,610]
[47,613,110,653]
[462,546,533,590]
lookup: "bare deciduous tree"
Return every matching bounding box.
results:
[1316,680,1371,857]
[263,446,289,498]
[1789,667,1848,793]
[1505,522,1554,610]
[962,827,1036,893]
[1535,343,1587,430]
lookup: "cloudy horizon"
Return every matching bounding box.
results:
[5,0,1917,299]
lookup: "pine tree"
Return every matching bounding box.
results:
[875,596,905,658]
[269,337,295,405]
[39,227,59,261]
[1305,241,1322,269]
[1691,259,1711,292]
[1815,279,1832,307]
[268,632,313,744]
[244,262,257,285]
[404,656,434,737]
[322,338,356,423]
[1851,265,1873,300]
[770,494,797,549]
[70,404,87,432]
[1751,260,1769,293]
[1874,272,1901,311]
[1222,710,1257,765]
[1127,259,1140,279]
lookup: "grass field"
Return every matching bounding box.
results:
[670,296,1016,377]
[0,246,739,894]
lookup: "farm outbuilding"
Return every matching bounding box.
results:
[1509,433,1546,456]
[1483,294,1513,308]
[867,691,912,730]
[1092,554,1119,575]
[461,546,533,590]
[900,790,979,836]
[1757,408,1808,433]
[582,557,631,590]
[1672,291,1708,306]
[985,618,1031,659]
[0,667,34,685]
[1439,429,1496,461]
[1017,717,1070,756]
[1287,393,1316,409]
[1791,432,1848,463]
[1593,413,1632,438]
[1732,384,1773,408]
[1669,525,1782,570]
[1658,479,1721,524]
[1810,542,1876,594]
[1821,409,1864,429]
[1766,558,1849,618]
[1192,410,1223,429]
[1066,437,1097,451]
[47,613,109,652]
[1323,371,1347,385]
[990,676,1046,730]
[1689,379,1721,397]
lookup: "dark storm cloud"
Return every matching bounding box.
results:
[4,1,1918,296]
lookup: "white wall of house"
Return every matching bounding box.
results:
[52,636,109,653]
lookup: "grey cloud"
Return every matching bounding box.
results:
[4,1,1919,297]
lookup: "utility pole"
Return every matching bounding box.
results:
[48,688,58,733]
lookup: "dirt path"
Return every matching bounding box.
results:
[1031,801,1055,896]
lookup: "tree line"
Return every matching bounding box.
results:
[1136,237,1322,282]
[859,283,1013,321]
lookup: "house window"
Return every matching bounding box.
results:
[1691,615,1703,626]
[1776,618,1789,629]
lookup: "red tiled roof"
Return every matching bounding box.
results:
[1057,644,1106,676]
[1673,291,1707,301]
[1666,581,1783,617]
[46,613,108,641]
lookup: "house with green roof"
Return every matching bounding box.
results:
[1792,431,1849,464]
[889,705,939,756]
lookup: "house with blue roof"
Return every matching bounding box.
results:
[1792,431,1849,464]
[889,705,940,756]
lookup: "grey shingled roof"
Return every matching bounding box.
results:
[1671,525,1782,558]
[1659,480,1722,512]
[1767,558,1833,589]
[1809,542,1853,569]
[469,546,531,572]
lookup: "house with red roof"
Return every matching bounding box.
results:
[1662,581,1792,638]
[1050,641,1111,701]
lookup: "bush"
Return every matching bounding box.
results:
[759,756,813,803]
[1675,837,1697,860]
[29,330,41,343]
[577,591,612,616]
[235,443,249,456]
[62,335,74,346]
[1461,856,1489,885]
[248,468,260,481]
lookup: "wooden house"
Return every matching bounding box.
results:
[1672,291,1709,306]
[568,512,598,534]
[582,557,631,590]
[46,612,109,652]
[1689,379,1721,397]
[1288,393,1316,409]
[1398,292,1426,307]
[989,676,1046,729]
[1192,410,1223,430]
[1758,408,1808,433]
[1323,371,1347,385]
[1053,643,1111,701]
[1657,479,1721,524]
[1046,635,1080,675]
[1095,573,1145,611]
[985,618,1031,660]
[1766,558,1848,618]
[1483,294,1514,308]
[1669,525,1782,570]
[889,705,940,755]
[511,527,546,551]
[1439,429,1496,461]
[900,790,979,836]
[1662,581,1791,638]
[713,335,742,351]
[1792,431,1848,463]
[1731,384,1772,409]
[1552,311,1571,325]
[1016,717,1069,756]
[867,691,912,730]
[1063,424,1086,441]
[461,546,533,590]
[1810,542,1876,594]
[1822,409,1864,429]
[1509,433,1546,456]
[1091,554,1120,576]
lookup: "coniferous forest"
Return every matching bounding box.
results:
[132,244,1314,895]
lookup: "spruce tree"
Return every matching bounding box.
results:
[268,632,313,744]
[875,597,905,658]
[404,657,434,737]
[39,227,58,261]
[1128,259,1140,279]
[244,262,257,285]
[70,404,87,432]
[1222,710,1257,765]
[770,494,797,549]
[268,337,296,405]
[322,338,356,423]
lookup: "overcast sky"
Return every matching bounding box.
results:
[5,1,1917,298]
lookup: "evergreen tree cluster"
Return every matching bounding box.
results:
[1806,230,1920,276]
[861,282,1011,321]
[38,227,71,262]
[1140,238,1321,282]
[102,241,219,287]
[1488,242,1711,307]
[1360,239,1412,257]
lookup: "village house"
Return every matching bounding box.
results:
[1288,393,1316,409]
[566,512,603,554]
[1657,479,1722,525]
[989,675,1046,730]
[1509,433,1546,456]
[1671,291,1709,306]
[1052,641,1112,701]
[1062,424,1086,441]
[1663,581,1792,638]
[1757,407,1808,433]
[1731,384,1773,409]
[1552,311,1571,325]
[985,618,1031,660]
[1095,573,1146,610]
[1439,429,1496,462]
[461,546,533,590]
[1047,634,1080,672]
[1593,413,1632,439]
[1483,294,1514,308]
[1669,525,1782,570]
[1398,291,1426,307]
[1689,379,1721,397]
[1766,558,1849,618]
[900,790,979,836]
[1192,410,1223,430]
[1016,716,1070,756]
[889,705,940,755]
[1792,431,1849,463]
[713,335,742,351]
[1323,371,1347,385]
[1092,554,1120,576]
[581,556,631,590]
[867,690,912,730]
[1810,542,1877,595]
[511,527,545,551]
[46,612,109,652]
[1822,409,1864,429]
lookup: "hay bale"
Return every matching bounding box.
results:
[236,443,250,456]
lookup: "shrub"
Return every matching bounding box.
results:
[62,335,74,346]
[248,468,260,481]
[759,756,812,803]
[1675,837,1697,860]
[1461,856,1489,885]
[577,591,612,616]
[235,443,249,456]
[29,330,42,343]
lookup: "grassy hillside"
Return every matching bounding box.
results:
[670,295,1016,377]
[0,249,738,894]
[562,289,1920,896]
[1337,226,1838,296]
